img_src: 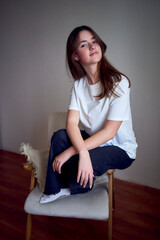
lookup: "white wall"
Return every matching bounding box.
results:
[0,0,160,189]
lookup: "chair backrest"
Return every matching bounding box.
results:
[48,112,83,143]
[48,112,67,143]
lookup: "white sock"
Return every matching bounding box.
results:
[40,188,70,204]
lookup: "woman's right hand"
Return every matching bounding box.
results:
[77,150,94,189]
[52,148,72,174]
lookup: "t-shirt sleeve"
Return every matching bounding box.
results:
[107,77,130,121]
[68,83,80,111]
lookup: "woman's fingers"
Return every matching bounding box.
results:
[57,161,62,174]
[77,169,86,185]
[82,172,89,188]
[77,170,93,188]
[80,171,85,186]
[77,169,81,183]
[52,150,71,174]
[89,173,93,188]
[52,158,62,173]
[83,172,93,188]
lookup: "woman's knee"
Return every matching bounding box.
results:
[51,129,67,143]
[51,129,71,149]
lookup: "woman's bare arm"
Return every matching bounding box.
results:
[66,110,122,152]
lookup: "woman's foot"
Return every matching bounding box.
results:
[40,188,70,204]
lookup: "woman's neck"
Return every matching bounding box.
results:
[83,64,100,85]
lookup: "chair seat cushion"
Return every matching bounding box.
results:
[24,174,109,220]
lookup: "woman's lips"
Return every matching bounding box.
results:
[90,52,98,56]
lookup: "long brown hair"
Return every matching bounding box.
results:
[66,26,130,99]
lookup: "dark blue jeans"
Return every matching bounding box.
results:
[44,129,134,195]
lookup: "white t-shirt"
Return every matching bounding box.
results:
[68,76,138,159]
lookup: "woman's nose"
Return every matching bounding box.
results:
[89,43,95,50]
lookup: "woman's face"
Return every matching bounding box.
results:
[74,30,102,67]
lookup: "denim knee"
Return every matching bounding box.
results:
[50,129,72,154]
[51,129,67,144]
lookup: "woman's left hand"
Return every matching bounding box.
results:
[77,150,94,189]
[52,149,72,174]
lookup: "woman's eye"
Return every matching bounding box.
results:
[93,40,97,44]
[81,44,87,48]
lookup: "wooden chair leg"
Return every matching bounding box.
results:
[107,170,115,240]
[112,174,115,210]
[23,167,35,240]
[108,218,112,240]
[26,213,32,240]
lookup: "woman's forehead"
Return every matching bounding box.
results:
[77,30,95,41]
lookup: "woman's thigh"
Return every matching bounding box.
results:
[89,146,134,176]
[50,129,134,178]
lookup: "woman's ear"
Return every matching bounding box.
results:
[74,53,79,61]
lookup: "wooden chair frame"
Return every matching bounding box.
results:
[23,162,115,240]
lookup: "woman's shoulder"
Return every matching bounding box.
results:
[119,75,130,87]
[112,75,130,98]
[115,75,130,90]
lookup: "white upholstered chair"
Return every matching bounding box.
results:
[21,112,115,240]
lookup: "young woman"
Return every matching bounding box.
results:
[40,26,138,204]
